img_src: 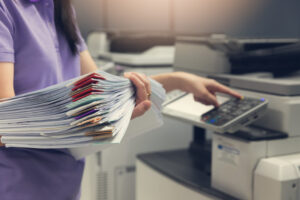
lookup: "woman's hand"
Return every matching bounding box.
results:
[151,71,242,107]
[178,72,242,107]
[124,72,152,119]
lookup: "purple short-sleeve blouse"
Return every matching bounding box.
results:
[0,0,86,199]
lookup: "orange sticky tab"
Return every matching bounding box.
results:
[77,116,102,126]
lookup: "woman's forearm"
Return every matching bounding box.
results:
[80,50,99,75]
[150,72,186,93]
[0,62,15,99]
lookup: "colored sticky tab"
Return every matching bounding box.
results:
[72,88,103,99]
[74,109,98,120]
[70,84,94,96]
[74,73,105,86]
[85,126,114,136]
[71,106,98,117]
[77,116,102,126]
[72,79,100,91]
[93,133,113,140]
[72,92,103,102]
[70,84,100,96]
[66,95,106,109]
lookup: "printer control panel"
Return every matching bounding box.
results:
[201,97,267,133]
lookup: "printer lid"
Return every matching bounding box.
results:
[176,35,300,53]
[176,35,300,75]
[209,72,300,96]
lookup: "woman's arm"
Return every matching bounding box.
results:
[0,63,15,99]
[79,50,98,75]
[0,62,15,146]
[151,71,242,107]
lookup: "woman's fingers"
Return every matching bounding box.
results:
[124,72,152,119]
[124,72,148,104]
[194,96,210,105]
[131,100,151,119]
[133,73,151,99]
[195,89,219,107]
[208,80,242,99]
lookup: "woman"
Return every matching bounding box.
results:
[0,0,241,199]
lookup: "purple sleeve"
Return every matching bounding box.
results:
[0,4,14,62]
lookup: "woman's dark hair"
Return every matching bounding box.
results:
[54,0,80,55]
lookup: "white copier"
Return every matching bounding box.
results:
[161,36,300,200]
[209,74,300,200]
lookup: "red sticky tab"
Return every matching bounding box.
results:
[72,79,99,91]
[72,92,93,102]
[74,73,105,86]
[72,88,103,99]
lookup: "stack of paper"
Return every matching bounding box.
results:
[0,71,140,149]
[70,76,167,159]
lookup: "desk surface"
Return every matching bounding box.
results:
[137,149,238,200]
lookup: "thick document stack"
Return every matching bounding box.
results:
[0,71,148,149]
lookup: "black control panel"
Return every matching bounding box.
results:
[201,97,267,131]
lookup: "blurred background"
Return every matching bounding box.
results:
[73,1,300,200]
[74,0,300,39]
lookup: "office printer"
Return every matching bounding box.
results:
[87,31,175,67]
[174,35,300,75]
[166,36,300,200]
[209,73,300,200]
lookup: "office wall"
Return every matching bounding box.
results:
[174,0,300,37]
[106,0,170,32]
[73,0,104,38]
[174,0,264,35]
[74,0,300,38]
[234,0,300,38]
